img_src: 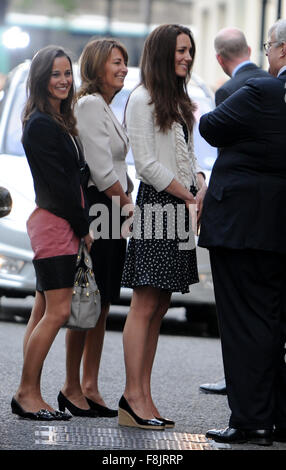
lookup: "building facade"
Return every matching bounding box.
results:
[4,0,286,88]
[191,0,285,90]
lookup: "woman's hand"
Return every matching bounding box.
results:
[121,200,135,239]
[185,199,197,236]
[83,233,94,253]
[195,182,207,229]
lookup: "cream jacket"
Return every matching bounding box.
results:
[75,93,133,193]
[125,85,199,193]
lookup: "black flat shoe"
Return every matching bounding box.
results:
[118,395,165,430]
[206,426,273,446]
[199,379,227,395]
[85,397,118,417]
[155,416,175,428]
[245,429,273,446]
[206,427,247,444]
[11,397,54,421]
[50,410,72,421]
[57,391,98,417]
[273,428,286,442]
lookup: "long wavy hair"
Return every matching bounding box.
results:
[140,24,197,133]
[77,38,128,100]
[22,45,77,135]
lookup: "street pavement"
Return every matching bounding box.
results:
[0,301,285,458]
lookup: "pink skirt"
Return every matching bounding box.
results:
[27,208,80,291]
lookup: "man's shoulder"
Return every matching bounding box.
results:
[245,73,283,91]
[215,64,270,103]
[240,66,270,80]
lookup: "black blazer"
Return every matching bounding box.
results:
[215,63,270,105]
[198,71,286,253]
[22,110,89,238]
[215,63,271,165]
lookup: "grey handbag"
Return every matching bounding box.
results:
[66,240,101,330]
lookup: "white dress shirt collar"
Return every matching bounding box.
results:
[278,65,286,77]
[232,60,252,78]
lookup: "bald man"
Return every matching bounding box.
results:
[199,28,270,396]
[214,27,270,106]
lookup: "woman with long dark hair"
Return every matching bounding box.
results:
[11,46,93,420]
[119,24,207,429]
[58,38,133,417]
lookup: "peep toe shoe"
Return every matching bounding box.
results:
[118,396,165,430]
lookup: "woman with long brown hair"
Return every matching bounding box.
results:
[58,38,133,417]
[119,24,207,429]
[11,46,93,420]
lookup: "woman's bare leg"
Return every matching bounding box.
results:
[81,302,110,406]
[14,287,73,412]
[23,291,45,356]
[21,291,46,404]
[61,329,89,409]
[122,286,164,419]
[141,290,171,417]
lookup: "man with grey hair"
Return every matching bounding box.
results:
[266,18,286,76]
[200,27,270,396]
[198,18,286,446]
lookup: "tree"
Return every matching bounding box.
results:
[52,0,77,12]
[17,0,77,13]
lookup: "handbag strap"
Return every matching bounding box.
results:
[70,135,87,170]
[76,240,93,270]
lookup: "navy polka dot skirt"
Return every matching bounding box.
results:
[121,182,199,294]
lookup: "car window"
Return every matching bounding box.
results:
[192,94,217,170]
[3,72,27,157]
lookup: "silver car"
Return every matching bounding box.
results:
[0,61,216,328]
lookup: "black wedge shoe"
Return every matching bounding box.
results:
[57,391,99,417]
[155,417,175,428]
[85,397,118,417]
[118,395,165,430]
[11,397,54,421]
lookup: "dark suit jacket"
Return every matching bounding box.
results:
[215,62,270,105]
[215,63,270,166]
[198,71,286,253]
[22,110,89,238]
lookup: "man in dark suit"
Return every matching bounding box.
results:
[200,27,270,396]
[198,19,286,446]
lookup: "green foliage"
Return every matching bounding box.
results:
[18,0,77,13]
[54,0,77,12]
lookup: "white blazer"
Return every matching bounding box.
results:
[75,93,133,194]
[125,85,199,193]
